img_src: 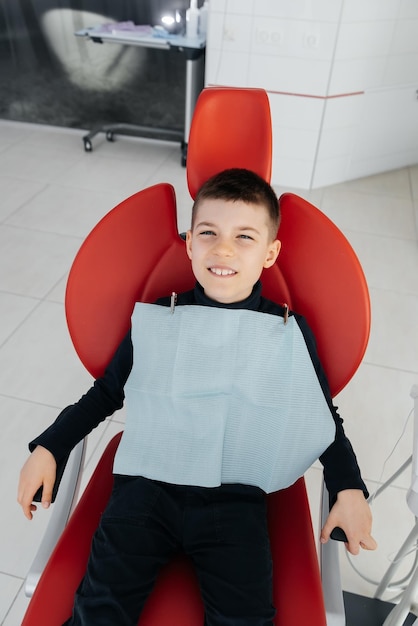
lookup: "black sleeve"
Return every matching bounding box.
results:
[29,331,133,463]
[294,314,369,504]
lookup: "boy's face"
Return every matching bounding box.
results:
[186,199,281,304]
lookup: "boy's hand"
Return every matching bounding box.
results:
[320,488,377,555]
[17,446,56,520]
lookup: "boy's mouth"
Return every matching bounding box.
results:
[208,267,237,276]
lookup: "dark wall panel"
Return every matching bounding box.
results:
[0,1,193,132]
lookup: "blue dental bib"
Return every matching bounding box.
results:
[113,303,335,493]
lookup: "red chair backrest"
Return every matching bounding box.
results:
[65,183,188,378]
[66,86,369,395]
[277,193,370,396]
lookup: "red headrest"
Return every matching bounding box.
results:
[187,87,272,198]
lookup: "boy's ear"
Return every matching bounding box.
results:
[263,239,281,268]
[185,230,193,260]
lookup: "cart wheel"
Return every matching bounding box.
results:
[106,131,114,142]
[83,139,92,152]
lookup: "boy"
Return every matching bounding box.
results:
[18,168,376,626]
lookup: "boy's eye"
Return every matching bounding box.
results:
[238,234,254,240]
[199,230,216,236]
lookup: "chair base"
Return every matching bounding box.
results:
[344,592,417,626]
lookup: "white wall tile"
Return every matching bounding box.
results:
[268,92,324,129]
[335,21,396,60]
[204,0,226,13]
[341,0,401,21]
[329,58,387,93]
[218,14,253,53]
[383,53,418,85]
[228,0,255,14]
[206,0,418,187]
[274,126,319,161]
[316,126,355,160]
[204,48,221,84]
[251,16,288,57]
[311,154,350,188]
[349,151,418,181]
[208,50,250,86]
[269,92,324,187]
[320,94,364,129]
[400,0,418,18]
[205,11,224,49]
[271,153,314,188]
[391,18,418,54]
[248,55,331,94]
[254,0,343,22]
[351,86,418,163]
[251,17,338,62]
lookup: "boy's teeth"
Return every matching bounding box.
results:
[211,268,235,276]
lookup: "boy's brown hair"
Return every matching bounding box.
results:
[191,168,280,240]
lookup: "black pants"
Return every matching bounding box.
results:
[64,476,275,626]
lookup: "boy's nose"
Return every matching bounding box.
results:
[213,238,234,256]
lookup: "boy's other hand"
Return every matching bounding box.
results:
[17,446,56,520]
[320,488,377,555]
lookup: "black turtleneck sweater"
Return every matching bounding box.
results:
[30,281,368,501]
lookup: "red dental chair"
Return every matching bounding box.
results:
[22,87,370,625]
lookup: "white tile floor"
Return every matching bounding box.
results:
[0,119,417,625]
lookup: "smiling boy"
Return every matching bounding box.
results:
[18,168,376,626]
[186,180,281,304]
